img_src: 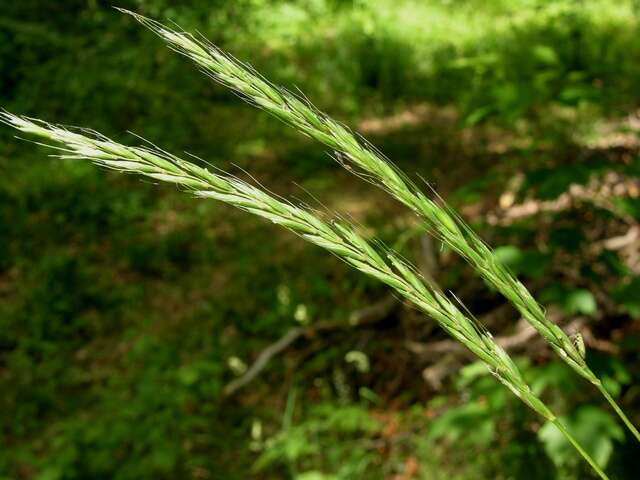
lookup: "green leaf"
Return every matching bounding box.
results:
[177,365,200,386]
[564,289,597,316]
[532,45,559,65]
[529,361,577,397]
[494,245,549,278]
[456,361,490,389]
[465,106,493,126]
[543,286,598,316]
[296,472,334,480]
[560,86,594,104]
[589,352,632,398]
[612,198,640,220]
[494,245,522,267]
[612,277,640,318]
[428,402,495,445]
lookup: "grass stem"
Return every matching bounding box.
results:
[552,419,610,480]
[597,382,640,443]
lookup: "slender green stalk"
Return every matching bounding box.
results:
[120,9,638,440]
[1,111,608,478]
[553,419,609,480]
[597,383,640,443]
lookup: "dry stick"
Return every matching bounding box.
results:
[224,295,396,396]
[120,10,639,443]
[408,315,619,359]
[224,327,304,397]
[0,112,609,479]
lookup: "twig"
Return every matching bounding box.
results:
[223,295,397,397]
[224,327,305,397]
[601,225,639,250]
[408,317,619,364]
[406,319,536,359]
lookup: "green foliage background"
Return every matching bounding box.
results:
[1,1,640,479]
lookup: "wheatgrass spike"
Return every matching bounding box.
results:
[0,110,610,478]
[119,10,640,443]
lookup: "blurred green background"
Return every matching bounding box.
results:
[1,1,640,479]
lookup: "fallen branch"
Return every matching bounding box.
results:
[406,319,537,359]
[223,295,397,397]
[601,225,639,250]
[408,315,619,389]
[223,327,305,397]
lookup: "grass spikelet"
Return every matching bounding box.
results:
[118,10,640,443]
[0,110,611,478]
